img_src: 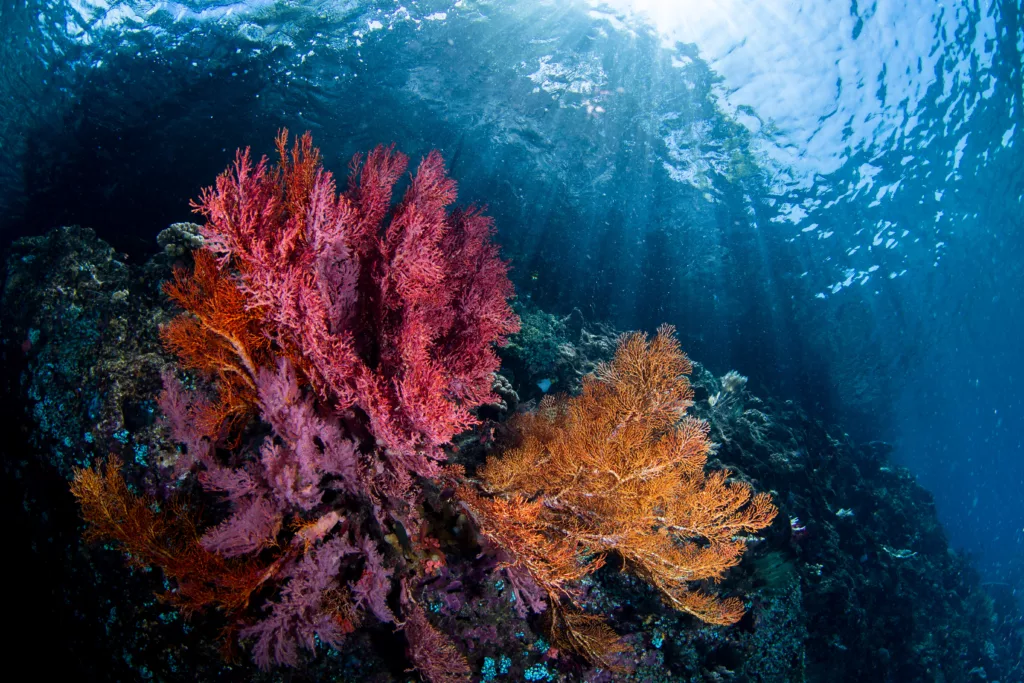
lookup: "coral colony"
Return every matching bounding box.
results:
[70,132,775,680]
[459,327,776,666]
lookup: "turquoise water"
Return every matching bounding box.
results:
[1,0,1021,655]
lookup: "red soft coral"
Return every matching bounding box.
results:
[193,131,519,481]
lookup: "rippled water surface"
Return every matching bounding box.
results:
[2,0,1021,594]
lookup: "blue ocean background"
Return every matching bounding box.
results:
[1,0,1021,606]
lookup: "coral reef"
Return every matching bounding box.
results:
[684,366,1024,681]
[499,304,619,400]
[3,220,1022,682]
[0,226,168,477]
[156,222,205,258]
[68,131,520,678]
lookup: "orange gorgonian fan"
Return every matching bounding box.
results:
[160,248,272,440]
[459,325,777,663]
[70,456,278,619]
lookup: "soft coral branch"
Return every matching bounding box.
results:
[71,457,279,618]
[161,249,271,441]
[239,535,358,669]
[403,603,471,683]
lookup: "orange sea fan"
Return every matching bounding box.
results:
[460,325,777,664]
[70,456,279,618]
[161,248,272,438]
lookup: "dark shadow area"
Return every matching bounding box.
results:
[6,33,281,264]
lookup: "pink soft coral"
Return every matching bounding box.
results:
[193,131,519,480]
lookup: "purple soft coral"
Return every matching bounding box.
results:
[240,536,357,668]
[257,359,360,509]
[171,358,361,559]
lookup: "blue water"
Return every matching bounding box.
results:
[1,0,1021,603]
